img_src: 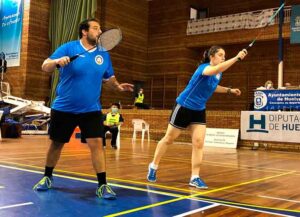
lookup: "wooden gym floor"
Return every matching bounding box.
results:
[0,135,300,216]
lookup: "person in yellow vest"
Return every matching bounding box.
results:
[134,88,149,109]
[103,103,124,149]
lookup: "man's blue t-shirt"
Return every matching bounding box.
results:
[176,63,222,111]
[49,40,114,113]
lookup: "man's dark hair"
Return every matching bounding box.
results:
[112,102,120,109]
[78,18,99,39]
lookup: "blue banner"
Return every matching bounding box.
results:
[254,90,300,111]
[0,0,24,67]
[291,5,300,44]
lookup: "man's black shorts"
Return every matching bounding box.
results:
[49,109,103,143]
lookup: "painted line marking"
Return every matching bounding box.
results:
[0,202,33,210]
[173,203,220,217]
[260,195,300,204]
[103,171,295,217]
[0,164,182,198]
[0,164,299,216]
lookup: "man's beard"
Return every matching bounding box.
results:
[87,35,98,46]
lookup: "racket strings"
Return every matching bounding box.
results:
[97,29,122,52]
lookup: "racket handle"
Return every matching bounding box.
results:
[237,49,248,61]
[70,55,79,61]
[56,55,79,69]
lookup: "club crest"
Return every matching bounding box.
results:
[95,55,103,65]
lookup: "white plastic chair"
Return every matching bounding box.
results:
[105,125,121,147]
[132,119,150,142]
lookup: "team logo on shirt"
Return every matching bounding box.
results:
[95,55,104,65]
[215,73,221,80]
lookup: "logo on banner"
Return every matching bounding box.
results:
[246,114,269,133]
[296,16,300,27]
[254,91,268,109]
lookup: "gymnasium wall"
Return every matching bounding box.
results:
[5,0,300,111]
[99,0,149,106]
[148,0,300,109]
[6,0,148,106]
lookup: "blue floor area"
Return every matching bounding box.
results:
[0,165,213,217]
[1,165,299,217]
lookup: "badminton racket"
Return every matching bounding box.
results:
[238,3,285,60]
[56,28,122,68]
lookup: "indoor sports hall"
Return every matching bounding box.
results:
[1,0,300,216]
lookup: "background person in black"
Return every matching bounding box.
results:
[134,88,149,109]
[103,103,124,149]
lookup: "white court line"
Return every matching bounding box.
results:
[0,202,33,210]
[260,195,300,204]
[174,201,294,217]
[173,203,220,217]
[206,203,295,217]
[0,186,4,189]
[0,164,297,217]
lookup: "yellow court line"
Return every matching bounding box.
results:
[237,151,300,161]
[125,149,300,174]
[1,153,90,161]
[0,160,266,195]
[0,164,184,198]
[104,171,296,217]
[0,150,89,158]
[4,152,270,173]
[0,160,297,196]
[2,150,294,175]
[0,163,300,213]
[119,151,296,173]
[202,160,295,173]
[0,160,196,193]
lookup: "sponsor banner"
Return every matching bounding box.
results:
[254,90,300,111]
[291,5,300,44]
[241,111,300,143]
[204,128,239,149]
[0,0,24,67]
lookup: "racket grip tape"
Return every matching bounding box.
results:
[237,49,248,61]
[56,55,79,69]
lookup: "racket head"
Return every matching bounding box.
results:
[98,28,122,52]
[266,3,285,26]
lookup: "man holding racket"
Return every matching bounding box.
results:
[33,18,133,200]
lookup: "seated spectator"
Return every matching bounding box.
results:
[134,88,150,109]
[284,82,294,89]
[285,82,292,88]
[264,80,274,89]
[103,103,124,149]
[283,82,300,90]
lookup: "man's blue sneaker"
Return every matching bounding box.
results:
[96,184,116,200]
[189,177,208,189]
[147,164,157,182]
[33,176,53,191]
